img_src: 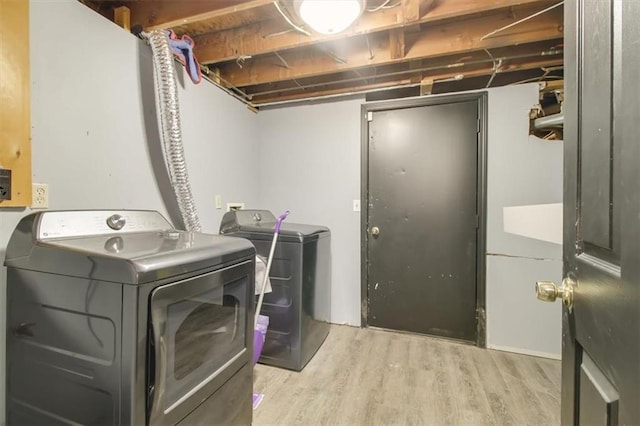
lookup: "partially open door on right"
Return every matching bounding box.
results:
[536,0,640,424]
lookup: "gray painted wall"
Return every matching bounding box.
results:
[486,85,564,259]
[256,98,365,325]
[485,84,563,358]
[0,1,260,422]
[256,85,563,357]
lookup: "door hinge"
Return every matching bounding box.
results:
[476,118,481,133]
[367,111,373,122]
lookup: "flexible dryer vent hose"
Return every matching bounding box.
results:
[147,29,201,232]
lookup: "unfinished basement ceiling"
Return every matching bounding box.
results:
[83,0,564,106]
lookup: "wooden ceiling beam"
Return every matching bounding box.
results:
[250,56,561,104]
[389,29,406,59]
[264,55,563,97]
[434,68,562,94]
[124,0,275,30]
[420,77,434,95]
[194,0,555,64]
[253,78,418,105]
[245,42,563,98]
[113,6,130,31]
[402,0,422,23]
[220,5,563,87]
[235,39,562,95]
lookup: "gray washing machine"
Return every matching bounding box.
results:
[220,210,331,371]
[4,210,255,425]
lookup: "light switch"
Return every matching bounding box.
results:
[215,194,222,209]
[353,200,361,212]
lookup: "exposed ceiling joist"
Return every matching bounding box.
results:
[218,4,563,87]
[250,49,563,104]
[127,0,275,31]
[389,28,407,60]
[192,0,556,64]
[243,39,563,95]
[82,0,564,106]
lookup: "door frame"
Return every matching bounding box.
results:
[360,92,489,347]
[561,0,580,421]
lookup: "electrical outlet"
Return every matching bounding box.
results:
[0,169,11,200]
[32,183,49,208]
[227,202,244,212]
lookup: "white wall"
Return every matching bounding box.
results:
[256,86,563,356]
[0,1,260,422]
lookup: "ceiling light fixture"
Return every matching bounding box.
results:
[294,0,367,35]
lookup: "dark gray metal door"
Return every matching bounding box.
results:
[556,0,640,424]
[366,100,480,342]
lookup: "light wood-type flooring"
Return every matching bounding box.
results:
[253,325,561,425]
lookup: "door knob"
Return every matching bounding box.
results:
[535,277,575,311]
[371,226,380,236]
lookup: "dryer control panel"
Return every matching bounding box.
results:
[37,210,173,240]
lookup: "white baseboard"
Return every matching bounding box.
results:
[487,344,561,360]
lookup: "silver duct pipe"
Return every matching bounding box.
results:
[533,112,564,129]
[146,30,201,232]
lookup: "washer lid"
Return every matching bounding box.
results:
[219,209,329,242]
[4,210,255,284]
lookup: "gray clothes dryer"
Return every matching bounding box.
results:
[220,210,331,371]
[4,210,255,426]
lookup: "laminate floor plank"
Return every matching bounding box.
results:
[468,348,519,426]
[253,325,561,426]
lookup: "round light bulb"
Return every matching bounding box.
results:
[298,0,363,35]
